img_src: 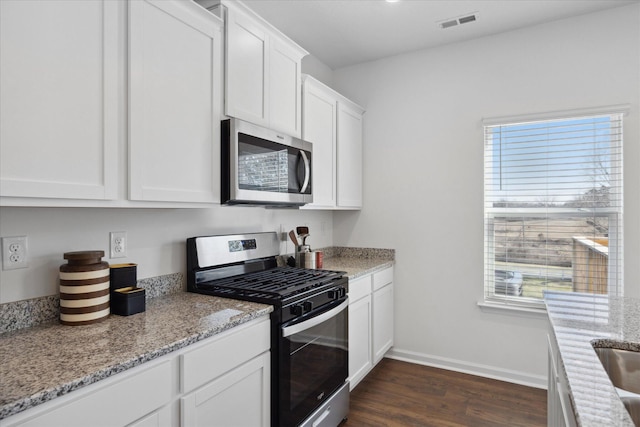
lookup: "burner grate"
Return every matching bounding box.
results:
[198,267,344,300]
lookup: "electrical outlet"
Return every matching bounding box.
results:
[110,231,127,258]
[2,236,28,270]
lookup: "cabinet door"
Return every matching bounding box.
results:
[129,0,222,202]
[225,6,269,127]
[547,336,565,427]
[5,360,172,427]
[127,406,171,427]
[302,79,336,208]
[349,294,372,391]
[269,38,302,138]
[372,282,394,364]
[0,0,119,200]
[336,101,364,208]
[181,352,270,427]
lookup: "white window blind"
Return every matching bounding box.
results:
[483,112,623,308]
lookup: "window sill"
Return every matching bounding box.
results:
[477,300,548,317]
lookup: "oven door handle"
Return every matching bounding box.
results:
[282,298,348,338]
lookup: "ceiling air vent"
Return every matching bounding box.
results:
[438,12,478,29]
[458,14,476,24]
[440,19,458,29]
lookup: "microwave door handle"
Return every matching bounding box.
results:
[282,298,348,338]
[299,150,310,193]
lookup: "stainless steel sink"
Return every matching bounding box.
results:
[594,347,640,426]
[621,397,640,427]
[594,347,640,394]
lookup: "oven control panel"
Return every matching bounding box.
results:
[228,238,257,252]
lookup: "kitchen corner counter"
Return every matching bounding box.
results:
[319,247,395,279]
[544,291,640,426]
[0,293,272,420]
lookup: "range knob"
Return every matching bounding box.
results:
[303,301,313,312]
[291,304,305,316]
[328,287,346,300]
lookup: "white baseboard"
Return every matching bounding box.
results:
[385,347,547,390]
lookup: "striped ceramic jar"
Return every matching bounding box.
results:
[59,251,110,325]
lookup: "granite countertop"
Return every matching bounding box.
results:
[544,291,640,426]
[320,247,395,279]
[0,247,395,421]
[0,293,272,420]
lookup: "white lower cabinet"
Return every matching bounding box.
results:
[348,276,373,390]
[348,266,394,390]
[128,406,172,427]
[547,327,577,427]
[180,318,270,427]
[1,317,270,427]
[372,268,394,364]
[181,353,270,427]
[1,358,174,427]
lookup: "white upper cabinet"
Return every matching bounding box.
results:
[269,37,304,138]
[208,0,307,138]
[224,4,268,127]
[336,99,364,209]
[1,0,223,207]
[302,75,364,210]
[0,0,120,201]
[302,77,337,208]
[129,0,222,203]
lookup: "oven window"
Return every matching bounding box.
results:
[280,303,348,425]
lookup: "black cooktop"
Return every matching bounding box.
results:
[192,266,345,305]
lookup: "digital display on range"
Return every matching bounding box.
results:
[228,239,257,252]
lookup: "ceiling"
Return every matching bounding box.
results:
[242,0,639,70]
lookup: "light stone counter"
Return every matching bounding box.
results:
[0,246,394,421]
[0,293,272,420]
[544,291,640,426]
[317,247,395,279]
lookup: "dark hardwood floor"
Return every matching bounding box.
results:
[343,358,547,427]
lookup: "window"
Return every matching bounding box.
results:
[483,110,624,309]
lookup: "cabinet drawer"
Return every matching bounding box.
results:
[181,317,270,393]
[181,352,270,426]
[373,267,393,291]
[9,360,172,427]
[348,275,372,303]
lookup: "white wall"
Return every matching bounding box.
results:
[0,207,332,303]
[332,4,640,386]
[302,54,334,88]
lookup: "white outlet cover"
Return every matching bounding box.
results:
[110,231,127,259]
[2,236,28,270]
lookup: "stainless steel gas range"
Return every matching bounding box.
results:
[186,232,349,427]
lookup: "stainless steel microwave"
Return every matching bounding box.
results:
[221,118,313,206]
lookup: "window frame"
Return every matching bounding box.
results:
[482,107,626,310]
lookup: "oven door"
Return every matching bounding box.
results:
[279,298,349,426]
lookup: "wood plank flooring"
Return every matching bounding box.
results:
[343,358,547,427]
